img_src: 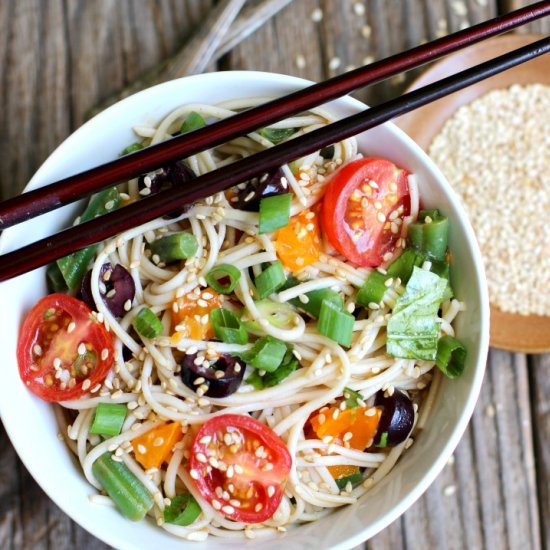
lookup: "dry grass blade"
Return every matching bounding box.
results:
[89,0,246,117]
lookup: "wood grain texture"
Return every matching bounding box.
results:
[0,1,548,549]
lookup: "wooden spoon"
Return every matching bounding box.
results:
[396,34,550,353]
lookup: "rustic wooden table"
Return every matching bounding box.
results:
[0,1,548,549]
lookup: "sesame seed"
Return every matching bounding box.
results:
[328,57,341,71]
[353,2,366,16]
[190,469,199,480]
[101,348,109,361]
[82,379,91,391]
[33,344,42,356]
[77,343,86,355]
[311,8,323,22]
[67,322,76,333]
[295,54,306,69]
[222,505,235,515]
[444,484,457,496]
[267,486,275,497]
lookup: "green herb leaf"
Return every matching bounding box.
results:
[386,267,449,360]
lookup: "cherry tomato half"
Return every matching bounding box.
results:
[321,158,410,267]
[17,293,114,402]
[189,414,292,523]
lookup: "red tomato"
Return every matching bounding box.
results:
[17,294,114,402]
[189,414,292,523]
[321,158,410,267]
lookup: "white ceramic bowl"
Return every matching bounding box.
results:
[0,71,490,550]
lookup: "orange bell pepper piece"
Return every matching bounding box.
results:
[309,406,382,451]
[132,422,183,470]
[275,209,321,272]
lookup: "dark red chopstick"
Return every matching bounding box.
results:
[2,35,549,282]
[1,2,549,230]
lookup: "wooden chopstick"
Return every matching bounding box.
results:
[0,2,549,231]
[2,35,550,283]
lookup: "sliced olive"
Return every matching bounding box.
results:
[373,389,415,447]
[137,161,196,217]
[180,353,245,398]
[233,167,288,211]
[81,263,135,318]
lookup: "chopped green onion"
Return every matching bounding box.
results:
[238,335,287,372]
[259,193,292,234]
[320,145,335,159]
[164,493,202,526]
[90,403,127,437]
[356,270,388,307]
[92,453,153,521]
[259,127,296,144]
[210,308,248,345]
[206,264,241,294]
[386,248,426,284]
[133,307,163,339]
[289,287,343,319]
[377,432,389,448]
[243,300,298,331]
[246,347,297,388]
[120,142,143,156]
[407,209,449,261]
[46,262,67,292]
[57,187,121,289]
[255,261,286,299]
[180,111,206,134]
[436,335,466,378]
[343,387,363,409]
[335,471,363,490]
[317,300,355,347]
[262,355,297,387]
[149,232,198,264]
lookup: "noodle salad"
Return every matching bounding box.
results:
[16,97,467,541]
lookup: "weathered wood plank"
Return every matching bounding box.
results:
[0,1,546,550]
[530,354,550,550]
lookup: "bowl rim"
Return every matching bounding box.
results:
[0,69,490,550]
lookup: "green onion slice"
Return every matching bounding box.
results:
[245,346,297,389]
[289,287,343,319]
[407,209,449,261]
[163,494,202,526]
[90,403,127,437]
[435,335,466,378]
[255,261,286,299]
[149,232,198,264]
[343,387,363,409]
[210,308,248,345]
[180,111,206,134]
[242,300,298,331]
[120,142,143,156]
[206,264,241,294]
[386,248,426,285]
[258,127,296,144]
[132,307,163,339]
[259,193,292,234]
[238,335,287,372]
[317,299,355,347]
[335,471,363,490]
[356,271,388,307]
[92,453,153,521]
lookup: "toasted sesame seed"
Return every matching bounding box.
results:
[295,54,306,69]
[190,469,199,480]
[222,505,235,515]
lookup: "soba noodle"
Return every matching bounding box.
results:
[55,98,464,541]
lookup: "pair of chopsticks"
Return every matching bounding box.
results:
[1,3,550,282]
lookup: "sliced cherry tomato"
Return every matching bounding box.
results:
[189,414,291,523]
[17,293,114,402]
[275,209,321,272]
[321,158,410,267]
[170,287,223,342]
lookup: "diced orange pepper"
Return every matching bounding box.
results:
[132,422,183,470]
[275,209,321,272]
[310,406,382,451]
[328,464,360,480]
[170,287,222,342]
